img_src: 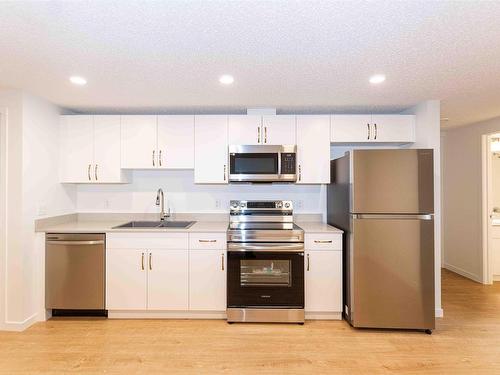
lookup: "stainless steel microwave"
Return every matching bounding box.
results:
[228,145,297,182]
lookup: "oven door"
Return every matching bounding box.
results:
[227,243,304,308]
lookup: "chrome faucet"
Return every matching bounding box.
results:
[156,188,170,221]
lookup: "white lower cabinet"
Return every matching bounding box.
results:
[189,250,226,311]
[305,250,342,313]
[106,248,148,310]
[148,250,189,310]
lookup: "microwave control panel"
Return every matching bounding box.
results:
[281,153,296,174]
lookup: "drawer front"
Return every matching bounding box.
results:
[189,233,227,250]
[107,232,188,249]
[492,226,500,239]
[305,233,342,250]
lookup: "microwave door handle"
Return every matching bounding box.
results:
[277,152,281,177]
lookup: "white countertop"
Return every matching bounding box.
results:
[296,222,344,234]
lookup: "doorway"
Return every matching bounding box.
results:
[482,133,500,283]
[0,108,6,327]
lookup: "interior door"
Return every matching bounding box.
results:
[147,250,189,310]
[157,115,194,169]
[228,115,262,145]
[60,115,94,183]
[93,115,122,182]
[121,115,157,168]
[351,216,435,329]
[262,115,296,145]
[194,115,228,184]
[352,149,434,214]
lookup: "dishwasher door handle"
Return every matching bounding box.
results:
[46,240,105,246]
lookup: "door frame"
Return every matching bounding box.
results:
[481,132,498,284]
[0,107,7,327]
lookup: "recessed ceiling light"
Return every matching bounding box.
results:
[369,74,386,84]
[219,75,234,85]
[69,76,87,85]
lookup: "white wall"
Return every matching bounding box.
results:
[77,170,326,215]
[0,89,76,330]
[442,116,500,283]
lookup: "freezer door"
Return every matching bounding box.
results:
[352,149,434,214]
[350,215,435,330]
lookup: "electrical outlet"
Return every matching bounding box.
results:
[37,204,47,216]
[215,199,221,208]
[296,200,304,209]
[104,199,110,209]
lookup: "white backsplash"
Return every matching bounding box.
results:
[77,170,327,215]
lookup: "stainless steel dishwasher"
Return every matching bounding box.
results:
[46,233,106,315]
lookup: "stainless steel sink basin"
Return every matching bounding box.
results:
[113,220,196,229]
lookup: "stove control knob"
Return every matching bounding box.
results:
[276,202,283,208]
[240,202,246,208]
[284,202,290,208]
[231,202,238,209]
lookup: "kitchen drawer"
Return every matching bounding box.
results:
[189,233,227,250]
[107,232,188,249]
[305,233,342,251]
[492,226,500,239]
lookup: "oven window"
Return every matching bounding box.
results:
[240,260,291,287]
[231,153,278,174]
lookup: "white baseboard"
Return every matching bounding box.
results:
[305,312,342,320]
[435,308,444,318]
[2,313,38,332]
[493,275,500,281]
[108,310,227,319]
[443,263,482,283]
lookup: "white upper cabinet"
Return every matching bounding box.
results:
[228,115,296,145]
[194,115,228,184]
[331,114,415,143]
[296,115,331,184]
[262,115,296,145]
[228,115,262,145]
[93,116,123,183]
[157,115,194,169]
[60,115,128,183]
[60,115,94,183]
[370,115,415,143]
[121,115,158,169]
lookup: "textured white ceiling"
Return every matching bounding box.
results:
[1,1,500,128]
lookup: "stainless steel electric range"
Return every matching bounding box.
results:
[226,200,305,324]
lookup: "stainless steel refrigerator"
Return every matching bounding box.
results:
[327,149,435,332]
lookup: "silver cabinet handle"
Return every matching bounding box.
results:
[298,165,302,181]
[367,123,370,140]
[141,252,145,270]
[264,126,267,143]
[307,253,310,271]
[374,123,377,140]
[88,164,91,181]
[149,253,152,270]
[46,240,104,246]
[221,253,225,271]
[199,239,217,243]
[152,150,155,167]
[224,164,227,181]
[257,127,261,143]
[314,240,333,243]
[159,150,162,166]
[94,164,98,181]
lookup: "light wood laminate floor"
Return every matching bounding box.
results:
[1,269,500,374]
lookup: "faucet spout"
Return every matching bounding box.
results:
[156,188,166,221]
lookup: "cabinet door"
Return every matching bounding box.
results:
[228,115,262,145]
[93,115,123,183]
[121,115,157,168]
[331,115,372,142]
[106,248,147,310]
[60,115,94,183]
[370,115,415,143]
[262,115,296,145]
[157,115,194,169]
[194,115,228,184]
[189,250,226,311]
[305,251,342,312]
[296,115,331,184]
[147,250,189,310]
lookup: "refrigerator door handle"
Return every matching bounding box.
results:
[352,214,433,220]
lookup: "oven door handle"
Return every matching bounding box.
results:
[228,243,304,252]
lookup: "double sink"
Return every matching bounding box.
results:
[113,220,196,229]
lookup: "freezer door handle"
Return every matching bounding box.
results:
[352,214,433,220]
